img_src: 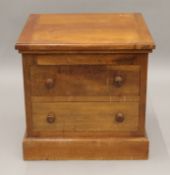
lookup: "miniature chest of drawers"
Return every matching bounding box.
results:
[15,13,155,160]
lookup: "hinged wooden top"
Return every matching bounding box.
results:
[15,13,155,53]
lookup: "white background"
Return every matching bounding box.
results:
[0,0,170,174]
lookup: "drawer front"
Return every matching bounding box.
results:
[32,102,139,134]
[30,65,140,97]
[36,54,137,65]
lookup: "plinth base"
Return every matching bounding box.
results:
[23,134,149,160]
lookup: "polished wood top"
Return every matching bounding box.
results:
[15,13,155,52]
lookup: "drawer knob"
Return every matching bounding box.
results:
[115,112,125,123]
[46,113,56,123]
[45,78,55,89]
[113,75,124,87]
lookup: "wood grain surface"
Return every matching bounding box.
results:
[30,65,140,97]
[23,135,149,160]
[15,13,155,52]
[16,13,155,160]
[32,102,139,134]
[36,54,137,65]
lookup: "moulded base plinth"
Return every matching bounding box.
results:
[23,133,149,160]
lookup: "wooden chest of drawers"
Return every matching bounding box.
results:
[15,13,155,160]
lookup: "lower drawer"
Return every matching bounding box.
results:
[32,102,139,136]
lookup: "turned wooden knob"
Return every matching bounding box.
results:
[46,113,56,123]
[45,78,55,89]
[115,112,125,123]
[113,75,124,87]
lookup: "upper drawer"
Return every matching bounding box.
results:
[30,65,140,97]
[36,54,137,65]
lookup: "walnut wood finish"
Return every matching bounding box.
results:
[15,13,155,52]
[23,135,149,160]
[36,54,137,65]
[15,13,155,160]
[32,102,139,136]
[30,64,140,97]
